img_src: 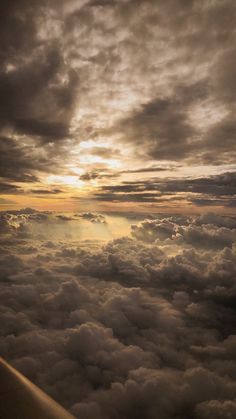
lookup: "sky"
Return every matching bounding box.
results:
[1,2,236,419]
[0,0,235,213]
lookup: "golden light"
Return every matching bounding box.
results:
[46,175,84,188]
[78,155,121,168]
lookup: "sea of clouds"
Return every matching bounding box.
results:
[0,209,236,419]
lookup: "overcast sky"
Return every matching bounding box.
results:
[0,0,235,213]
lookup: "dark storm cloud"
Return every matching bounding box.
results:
[112,95,197,161]
[202,113,236,164]
[15,119,69,140]
[0,137,40,183]
[110,87,235,163]
[0,0,38,65]
[91,0,235,164]
[212,46,236,105]
[0,45,79,141]
[0,0,79,142]
[0,2,81,187]
[0,209,236,418]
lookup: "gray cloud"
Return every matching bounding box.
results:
[0,182,21,194]
[0,0,235,197]
[111,94,198,161]
[0,0,79,142]
[30,188,63,195]
[0,137,41,183]
[0,1,81,188]
[121,165,177,174]
[79,212,107,224]
[92,172,236,206]
[79,170,119,182]
[0,209,236,418]
[91,0,235,164]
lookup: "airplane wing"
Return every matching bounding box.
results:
[0,357,75,419]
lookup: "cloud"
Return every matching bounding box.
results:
[30,188,63,195]
[90,0,235,165]
[202,114,236,165]
[1,0,236,415]
[131,219,176,242]
[195,213,236,229]
[0,182,22,194]
[113,91,236,165]
[92,172,236,207]
[0,209,236,418]
[0,137,40,183]
[0,0,235,204]
[121,165,177,174]
[80,171,101,181]
[111,94,197,161]
[79,170,119,181]
[79,212,107,224]
[0,1,79,142]
[0,1,81,191]
[195,399,236,419]
[131,217,236,251]
[0,135,74,188]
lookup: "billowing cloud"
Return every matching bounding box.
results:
[0,209,236,418]
[79,212,107,224]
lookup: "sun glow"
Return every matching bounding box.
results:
[79,140,100,149]
[73,139,109,152]
[79,155,120,166]
[47,175,84,187]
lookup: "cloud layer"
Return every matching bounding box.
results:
[1,209,236,418]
